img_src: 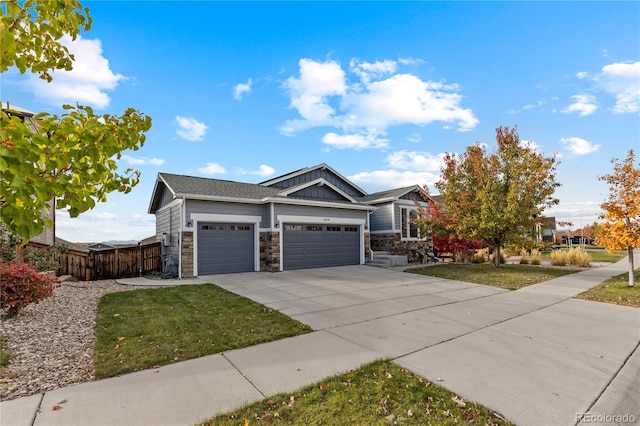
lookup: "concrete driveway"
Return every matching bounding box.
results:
[205,264,640,426]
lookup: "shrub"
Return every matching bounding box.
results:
[0,262,57,318]
[568,247,591,267]
[550,250,568,266]
[530,249,541,265]
[519,248,530,264]
[471,248,487,263]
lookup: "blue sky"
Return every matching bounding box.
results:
[3,1,639,243]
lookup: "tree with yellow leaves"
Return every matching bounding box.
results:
[597,150,640,287]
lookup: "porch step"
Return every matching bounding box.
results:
[368,253,408,268]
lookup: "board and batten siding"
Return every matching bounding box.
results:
[269,169,364,198]
[288,184,350,202]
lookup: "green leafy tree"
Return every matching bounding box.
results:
[435,126,560,267]
[1,0,152,242]
[596,150,639,287]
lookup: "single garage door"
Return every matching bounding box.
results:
[197,223,254,274]
[283,224,360,270]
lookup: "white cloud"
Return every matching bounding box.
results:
[321,132,389,150]
[239,164,275,177]
[175,116,208,141]
[349,169,439,192]
[575,71,589,79]
[197,163,226,175]
[280,57,478,148]
[562,94,598,117]
[522,140,542,153]
[386,150,444,171]
[22,35,123,108]
[398,56,425,66]
[597,61,640,113]
[559,137,601,155]
[350,59,397,84]
[408,133,421,143]
[233,78,252,100]
[281,58,347,134]
[348,149,444,192]
[121,155,165,166]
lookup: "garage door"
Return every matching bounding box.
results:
[197,223,254,274]
[283,224,360,270]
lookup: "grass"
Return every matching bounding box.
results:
[575,269,640,308]
[201,360,512,426]
[409,263,577,291]
[94,284,313,379]
[586,251,625,263]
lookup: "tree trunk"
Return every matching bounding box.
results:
[628,246,635,287]
[494,245,501,268]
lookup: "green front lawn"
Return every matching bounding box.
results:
[409,264,577,291]
[202,360,512,426]
[575,270,640,308]
[94,284,312,378]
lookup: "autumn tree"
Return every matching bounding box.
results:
[435,126,560,267]
[414,194,482,262]
[596,150,639,287]
[1,0,152,241]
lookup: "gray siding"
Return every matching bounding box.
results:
[156,203,181,274]
[275,204,366,222]
[186,200,269,228]
[157,184,175,210]
[370,203,393,231]
[31,199,55,246]
[288,185,350,202]
[400,191,425,202]
[269,169,364,197]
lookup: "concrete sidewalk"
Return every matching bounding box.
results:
[2,254,638,426]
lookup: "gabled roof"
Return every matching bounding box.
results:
[158,173,281,200]
[148,172,375,214]
[359,185,431,204]
[260,163,368,196]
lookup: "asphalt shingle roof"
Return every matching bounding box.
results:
[358,185,422,203]
[159,173,281,199]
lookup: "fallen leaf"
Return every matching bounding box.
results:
[52,405,61,411]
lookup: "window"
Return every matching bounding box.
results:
[401,208,420,239]
[307,225,323,231]
[201,225,223,231]
[230,225,251,231]
[285,224,302,231]
[327,226,341,232]
[344,226,358,232]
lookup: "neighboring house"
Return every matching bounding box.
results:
[1,102,55,247]
[148,163,433,277]
[533,216,556,243]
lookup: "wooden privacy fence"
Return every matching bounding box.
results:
[56,242,162,281]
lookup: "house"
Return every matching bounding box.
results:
[533,216,557,244]
[1,102,55,248]
[148,163,433,277]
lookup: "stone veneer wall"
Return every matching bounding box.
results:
[370,232,433,263]
[181,231,194,278]
[260,231,280,272]
[364,232,371,261]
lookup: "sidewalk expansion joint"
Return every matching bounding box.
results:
[221,352,266,399]
[394,295,569,360]
[30,393,44,426]
[576,339,640,426]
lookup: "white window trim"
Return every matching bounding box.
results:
[189,213,261,275]
[277,214,366,271]
[399,206,424,241]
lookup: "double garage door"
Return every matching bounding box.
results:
[197,222,361,274]
[283,224,360,270]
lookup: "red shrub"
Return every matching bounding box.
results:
[1,262,57,318]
